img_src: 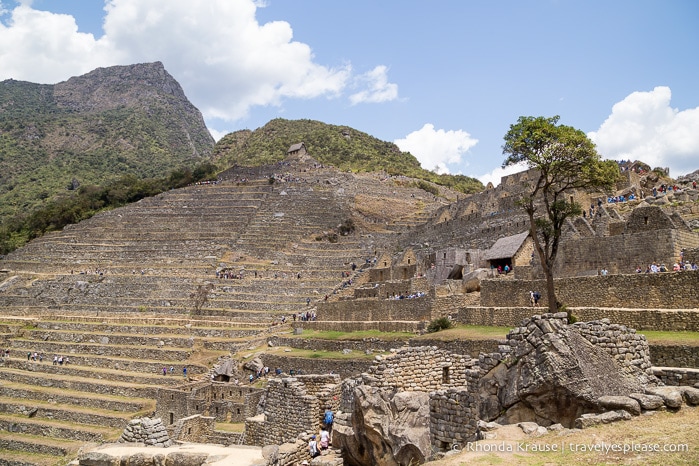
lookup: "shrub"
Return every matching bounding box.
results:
[427,317,453,333]
[338,218,355,235]
[417,180,439,196]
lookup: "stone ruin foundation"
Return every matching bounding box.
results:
[119,417,173,447]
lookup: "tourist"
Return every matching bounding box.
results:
[319,425,330,450]
[324,406,334,438]
[308,435,320,458]
[183,367,188,378]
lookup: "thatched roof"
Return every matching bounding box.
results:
[287,142,306,153]
[484,230,529,261]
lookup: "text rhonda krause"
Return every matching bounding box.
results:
[461,441,689,454]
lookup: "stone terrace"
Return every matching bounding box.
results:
[0,158,455,464]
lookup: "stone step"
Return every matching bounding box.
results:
[32,321,265,339]
[22,329,196,348]
[2,350,209,376]
[0,411,122,441]
[0,368,159,399]
[0,446,64,466]
[7,339,192,361]
[1,359,191,386]
[0,430,88,458]
[0,380,150,413]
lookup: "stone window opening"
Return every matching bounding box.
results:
[171,394,174,400]
[644,216,648,225]
[188,427,192,435]
[442,367,450,385]
[169,413,174,425]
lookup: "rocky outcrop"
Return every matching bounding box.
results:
[333,385,430,466]
[479,313,658,427]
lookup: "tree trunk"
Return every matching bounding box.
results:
[545,269,558,313]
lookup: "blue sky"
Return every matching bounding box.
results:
[1,0,698,184]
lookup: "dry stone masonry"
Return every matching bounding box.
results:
[119,417,173,447]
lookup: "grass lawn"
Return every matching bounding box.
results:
[641,330,699,346]
[414,325,511,341]
[290,329,414,340]
[265,346,386,360]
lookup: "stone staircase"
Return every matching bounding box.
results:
[0,160,456,463]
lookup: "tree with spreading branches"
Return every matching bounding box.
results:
[502,115,619,313]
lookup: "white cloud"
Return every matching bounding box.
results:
[0,0,380,126]
[0,4,112,83]
[589,86,699,177]
[349,65,399,105]
[208,128,228,143]
[394,123,478,174]
[476,162,528,188]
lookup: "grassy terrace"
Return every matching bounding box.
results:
[290,326,699,346]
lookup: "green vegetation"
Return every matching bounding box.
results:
[414,324,512,341]
[642,330,699,346]
[0,69,215,251]
[426,317,454,333]
[213,118,484,194]
[266,346,385,359]
[0,162,218,254]
[502,115,620,312]
[290,329,414,340]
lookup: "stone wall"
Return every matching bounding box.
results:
[480,271,699,310]
[171,414,215,444]
[429,388,479,450]
[299,320,421,333]
[269,336,499,358]
[260,354,373,378]
[244,374,341,447]
[571,319,653,375]
[364,346,477,392]
[553,222,699,277]
[652,367,699,387]
[316,296,433,322]
[156,383,263,427]
[456,305,699,332]
[650,345,699,368]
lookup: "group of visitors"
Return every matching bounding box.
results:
[296,311,317,321]
[635,261,698,273]
[388,291,426,300]
[607,193,637,203]
[496,264,511,275]
[307,407,334,460]
[216,269,244,279]
[529,291,541,307]
[71,268,107,275]
[161,366,188,377]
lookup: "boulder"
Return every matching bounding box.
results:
[78,452,120,466]
[333,385,430,466]
[645,387,683,409]
[628,393,664,410]
[575,410,632,429]
[681,386,699,406]
[479,316,654,427]
[597,395,641,416]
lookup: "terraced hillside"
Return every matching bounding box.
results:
[0,155,452,464]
